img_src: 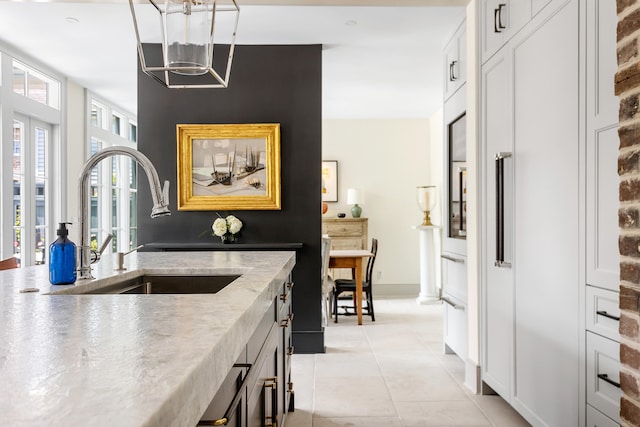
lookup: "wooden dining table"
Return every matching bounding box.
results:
[329,249,373,325]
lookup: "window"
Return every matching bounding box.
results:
[13,116,53,266]
[2,53,61,267]
[12,60,60,109]
[88,97,138,253]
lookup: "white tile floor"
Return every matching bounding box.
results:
[286,298,531,427]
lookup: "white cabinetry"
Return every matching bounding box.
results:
[586,0,620,293]
[480,0,530,63]
[480,1,580,426]
[585,1,621,425]
[443,19,466,101]
[442,18,468,362]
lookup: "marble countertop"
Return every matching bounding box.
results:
[0,251,296,427]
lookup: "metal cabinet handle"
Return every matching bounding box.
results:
[450,60,458,81]
[280,282,294,302]
[596,310,620,321]
[597,373,621,388]
[497,4,506,31]
[458,166,466,235]
[442,296,465,310]
[264,377,279,427]
[441,254,464,264]
[495,152,512,268]
[198,363,252,426]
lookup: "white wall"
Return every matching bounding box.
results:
[323,116,442,293]
[65,81,86,241]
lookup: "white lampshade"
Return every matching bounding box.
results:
[347,188,365,205]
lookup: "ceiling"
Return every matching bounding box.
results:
[0,1,465,119]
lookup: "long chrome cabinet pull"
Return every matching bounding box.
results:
[442,297,465,311]
[597,373,621,388]
[596,310,621,321]
[495,152,512,268]
[441,254,465,264]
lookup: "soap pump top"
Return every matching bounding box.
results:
[56,222,71,238]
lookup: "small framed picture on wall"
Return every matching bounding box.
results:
[322,160,338,202]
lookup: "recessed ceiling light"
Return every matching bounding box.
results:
[65,17,79,24]
[345,20,357,27]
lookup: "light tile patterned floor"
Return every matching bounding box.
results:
[286,298,531,427]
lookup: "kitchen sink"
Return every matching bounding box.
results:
[61,274,241,295]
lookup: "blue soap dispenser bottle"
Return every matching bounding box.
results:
[49,222,77,285]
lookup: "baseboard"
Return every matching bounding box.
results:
[292,330,325,354]
[464,359,481,394]
[374,283,421,298]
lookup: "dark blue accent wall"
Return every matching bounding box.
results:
[136,45,324,353]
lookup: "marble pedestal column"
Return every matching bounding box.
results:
[414,225,440,304]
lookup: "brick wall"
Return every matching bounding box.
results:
[617,1,640,425]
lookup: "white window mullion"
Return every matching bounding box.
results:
[22,126,34,267]
[118,155,130,252]
[98,153,111,251]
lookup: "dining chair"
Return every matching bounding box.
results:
[0,257,19,271]
[320,236,333,326]
[333,238,378,323]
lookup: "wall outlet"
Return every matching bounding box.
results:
[376,271,382,280]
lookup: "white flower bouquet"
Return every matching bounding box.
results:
[211,214,243,243]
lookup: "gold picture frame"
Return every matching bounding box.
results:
[177,123,281,211]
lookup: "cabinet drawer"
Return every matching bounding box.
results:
[443,293,467,360]
[586,404,618,427]
[586,286,620,342]
[586,332,621,423]
[441,252,467,302]
[323,221,365,237]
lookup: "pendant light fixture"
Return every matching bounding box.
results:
[129,0,239,88]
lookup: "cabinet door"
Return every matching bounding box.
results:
[586,0,620,292]
[587,404,620,427]
[199,352,247,427]
[481,0,530,63]
[532,0,570,18]
[247,328,278,427]
[482,2,580,425]
[443,293,467,359]
[586,333,622,423]
[481,47,513,401]
[511,1,579,424]
[444,20,465,101]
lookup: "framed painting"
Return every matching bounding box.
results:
[322,160,338,202]
[177,123,281,210]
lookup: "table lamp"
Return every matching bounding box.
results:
[417,186,437,226]
[347,188,365,218]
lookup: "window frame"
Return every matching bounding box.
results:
[87,94,138,253]
[0,48,64,266]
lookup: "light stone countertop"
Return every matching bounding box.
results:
[0,251,296,427]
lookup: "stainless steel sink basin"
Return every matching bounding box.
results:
[69,275,241,295]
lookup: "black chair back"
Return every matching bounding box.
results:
[365,238,378,285]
